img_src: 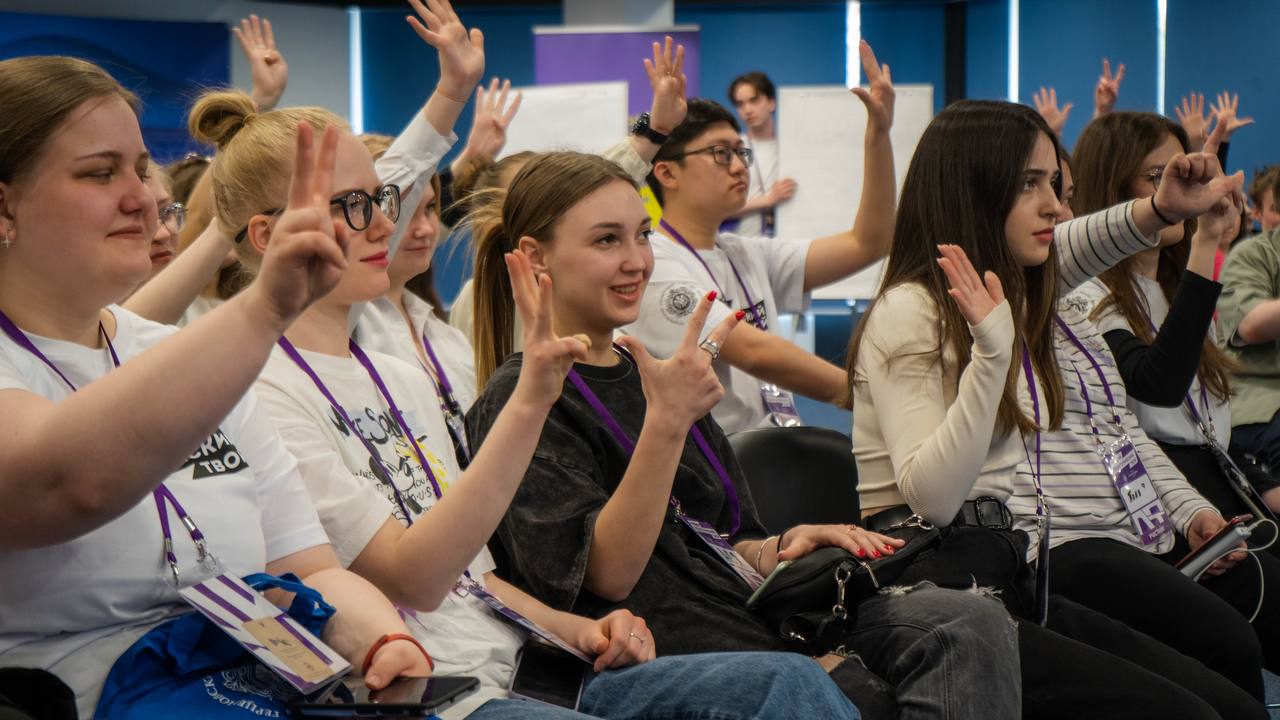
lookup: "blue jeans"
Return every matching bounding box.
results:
[466,651,858,720]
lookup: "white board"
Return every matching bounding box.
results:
[500,81,629,158]
[775,84,934,299]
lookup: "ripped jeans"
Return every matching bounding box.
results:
[835,581,1022,720]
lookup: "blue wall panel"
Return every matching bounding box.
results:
[1018,0,1157,150]
[965,0,1009,102]
[860,1,946,114]
[674,2,845,108]
[0,11,229,162]
[1166,0,1277,182]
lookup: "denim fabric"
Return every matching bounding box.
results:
[466,651,858,720]
[845,582,1021,720]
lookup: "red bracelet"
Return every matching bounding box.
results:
[362,633,434,676]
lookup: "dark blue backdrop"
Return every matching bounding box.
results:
[0,10,229,163]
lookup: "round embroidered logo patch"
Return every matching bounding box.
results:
[660,284,700,324]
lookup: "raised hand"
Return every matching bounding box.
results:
[1174,93,1209,152]
[765,178,798,207]
[233,15,288,111]
[776,523,906,563]
[461,78,522,162]
[1094,58,1124,118]
[249,123,346,326]
[851,39,894,134]
[406,0,485,102]
[615,291,742,431]
[1032,86,1072,136]
[644,36,687,134]
[507,251,590,410]
[1153,151,1245,223]
[937,244,1005,326]
[575,609,657,672]
[1209,91,1254,140]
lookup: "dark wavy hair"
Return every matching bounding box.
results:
[847,100,1066,436]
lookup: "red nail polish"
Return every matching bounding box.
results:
[872,550,882,558]
[735,310,746,320]
[855,549,866,558]
[706,290,717,301]
[883,544,893,552]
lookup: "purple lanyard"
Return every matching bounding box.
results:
[565,347,743,535]
[420,331,461,413]
[277,337,444,523]
[0,310,209,583]
[1055,318,1125,430]
[1018,348,1047,521]
[659,219,765,331]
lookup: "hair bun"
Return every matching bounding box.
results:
[188,90,258,150]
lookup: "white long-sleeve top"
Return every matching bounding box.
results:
[854,200,1212,559]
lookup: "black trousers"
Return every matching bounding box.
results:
[1053,534,1280,700]
[1159,441,1280,560]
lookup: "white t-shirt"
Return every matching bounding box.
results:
[1071,277,1232,447]
[254,346,523,719]
[355,294,479,412]
[0,307,328,716]
[624,228,813,434]
[178,294,223,327]
[736,136,780,238]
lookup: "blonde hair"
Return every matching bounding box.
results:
[0,56,139,184]
[470,151,635,386]
[188,90,346,272]
[359,133,394,162]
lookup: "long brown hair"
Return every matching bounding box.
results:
[846,100,1066,436]
[469,151,635,387]
[1073,112,1234,401]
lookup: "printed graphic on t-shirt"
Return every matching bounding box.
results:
[182,429,249,479]
[1061,292,1094,316]
[325,405,450,522]
[741,299,768,331]
[660,283,701,324]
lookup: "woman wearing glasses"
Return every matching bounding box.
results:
[142,162,185,279]
[1059,111,1280,686]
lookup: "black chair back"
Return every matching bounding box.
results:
[727,426,860,535]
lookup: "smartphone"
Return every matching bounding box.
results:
[508,638,588,710]
[744,559,793,609]
[1175,515,1254,579]
[289,676,479,718]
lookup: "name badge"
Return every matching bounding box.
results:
[676,511,764,589]
[760,383,803,428]
[179,574,350,694]
[451,578,591,663]
[1100,436,1172,545]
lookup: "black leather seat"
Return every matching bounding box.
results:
[727,426,860,535]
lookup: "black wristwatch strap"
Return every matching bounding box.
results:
[631,112,669,145]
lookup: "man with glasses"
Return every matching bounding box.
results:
[631,46,895,434]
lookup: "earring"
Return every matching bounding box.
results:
[1,228,12,249]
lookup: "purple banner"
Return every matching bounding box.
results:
[534,27,700,118]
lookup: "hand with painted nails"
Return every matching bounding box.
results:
[775,523,906,563]
[615,291,742,432]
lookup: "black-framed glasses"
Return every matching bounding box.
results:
[159,202,186,235]
[676,144,754,169]
[234,184,400,244]
[1139,167,1164,190]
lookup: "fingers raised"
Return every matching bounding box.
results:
[679,291,718,350]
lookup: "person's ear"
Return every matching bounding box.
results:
[653,160,680,194]
[0,182,17,243]
[766,97,777,114]
[517,235,548,274]
[245,215,275,256]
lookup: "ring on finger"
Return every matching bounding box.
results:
[628,631,645,645]
[698,338,721,361]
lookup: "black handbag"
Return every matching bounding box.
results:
[746,525,941,654]
[746,522,1032,654]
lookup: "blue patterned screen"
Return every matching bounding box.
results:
[0,10,230,163]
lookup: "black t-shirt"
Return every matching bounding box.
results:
[465,352,789,655]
